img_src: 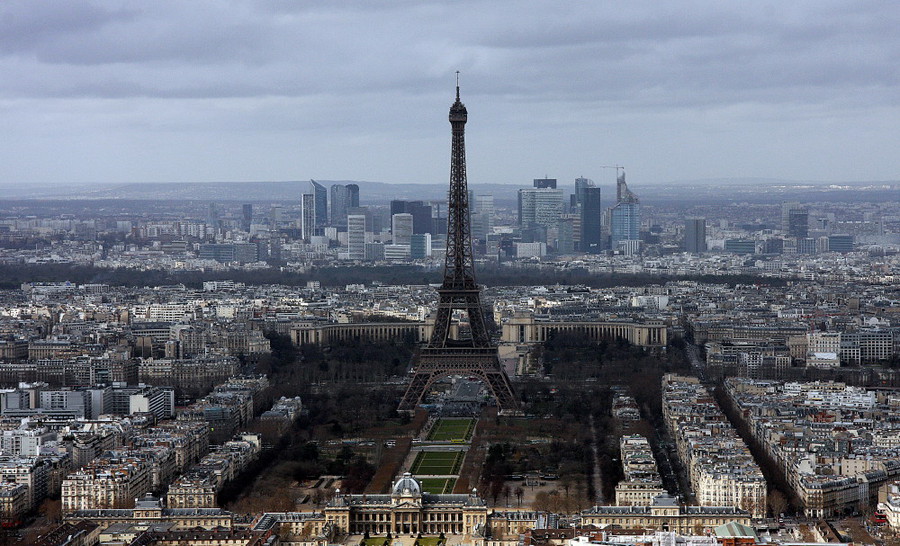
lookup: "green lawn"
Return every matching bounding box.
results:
[410,451,464,475]
[426,418,475,442]
[418,477,457,494]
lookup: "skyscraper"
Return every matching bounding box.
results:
[269,205,284,227]
[330,184,350,228]
[346,184,360,208]
[331,183,361,228]
[207,203,219,233]
[241,204,252,232]
[533,178,557,189]
[781,202,799,233]
[390,200,432,234]
[471,194,494,242]
[609,171,640,249]
[573,177,594,212]
[309,180,327,229]
[787,208,809,239]
[581,186,602,253]
[615,170,638,202]
[410,233,432,259]
[392,213,414,245]
[518,188,563,229]
[684,217,707,253]
[557,217,576,254]
[347,214,366,260]
[610,203,640,248]
[300,193,316,241]
[430,201,447,236]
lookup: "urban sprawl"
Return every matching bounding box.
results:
[0,174,899,546]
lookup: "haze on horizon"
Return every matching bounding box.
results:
[1,1,899,188]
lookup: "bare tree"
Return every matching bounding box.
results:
[858,499,873,518]
[740,494,757,518]
[561,475,573,500]
[532,491,551,512]
[768,490,788,517]
[38,499,62,524]
[490,479,504,505]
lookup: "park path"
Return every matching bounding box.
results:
[589,413,604,504]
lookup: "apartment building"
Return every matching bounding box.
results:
[725,378,900,517]
[662,375,767,518]
[62,455,152,512]
[615,435,666,506]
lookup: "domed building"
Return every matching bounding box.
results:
[323,473,487,537]
[391,473,423,501]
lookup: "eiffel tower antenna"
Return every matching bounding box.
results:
[398,79,517,412]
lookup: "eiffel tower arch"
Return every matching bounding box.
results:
[398,80,517,412]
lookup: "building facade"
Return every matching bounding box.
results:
[347,215,367,260]
[392,213,414,245]
[323,474,488,537]
[581,495,750,534]
[684,218,707,253]
[501,312,667,348]
[518,189,563,231]
[581,187,602,253]
[310,180,328,229]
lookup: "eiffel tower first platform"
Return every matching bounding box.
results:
[398,80,517,412]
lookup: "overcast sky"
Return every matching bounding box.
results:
[2,1,899,188]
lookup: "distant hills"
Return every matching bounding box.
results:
[0,178,896,205]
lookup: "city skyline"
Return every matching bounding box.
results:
[1,2,899,187]
[1,9,900,540]
[0,89,896,542]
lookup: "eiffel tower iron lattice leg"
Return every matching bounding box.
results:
[398,349,517,411]
[399,79,518,412]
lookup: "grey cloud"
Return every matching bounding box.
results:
[0,2,136,54]
[1,1,898,185]
[1,3,272,65]
[3,1,897,108]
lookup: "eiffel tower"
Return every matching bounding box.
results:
[398,79,517,412]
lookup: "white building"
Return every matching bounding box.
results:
[1,429,56,457]
[808,332,841,355]
[879,481,900,532]
[0,456,49,510]
[62,456,152,513]
[515,242,546,258]
[410,233,432,259]
[518,188,563,229]
[472,194,495,241]
[391,213,414,245]
[806,351,840,368]
[347,215,367,260]
[146,304,194,323]
[384,244,411,261]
